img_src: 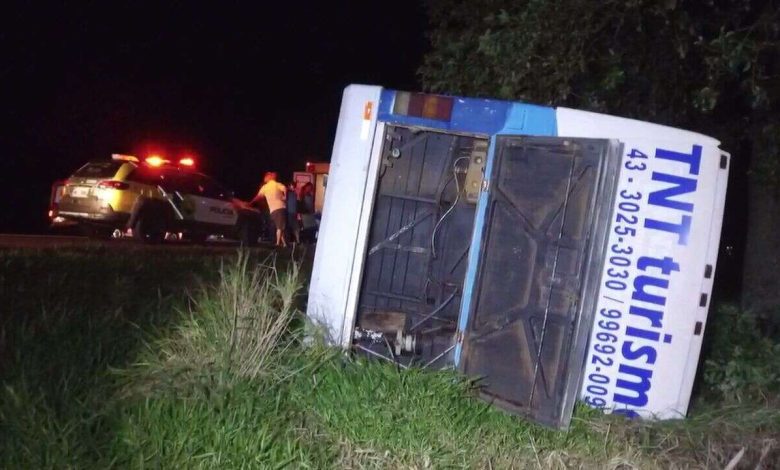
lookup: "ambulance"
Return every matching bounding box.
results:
[293,161,329,214]
[306,85,729,428]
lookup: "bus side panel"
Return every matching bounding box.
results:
[306,84,383,344]
[676,150,730,413]
[557,108,728,418]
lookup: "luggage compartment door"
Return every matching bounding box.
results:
[458,136,620,428]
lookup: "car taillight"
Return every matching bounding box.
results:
[97,180,129,190]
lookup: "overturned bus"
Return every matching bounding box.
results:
[306,85,729,428]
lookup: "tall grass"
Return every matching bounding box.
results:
[221,254,300,380]
[109,251,335,468]
[2,248,779,468]
[120,252,303,400]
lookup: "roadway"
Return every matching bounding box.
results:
[0,234,275,250]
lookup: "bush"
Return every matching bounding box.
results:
[701,304,780,402]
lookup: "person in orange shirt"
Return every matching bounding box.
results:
[251,171,287,247]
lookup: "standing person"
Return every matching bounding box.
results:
[286,183,300,244]
[251,172,287,247]
[299,182,317,243]
[300,182,315,214]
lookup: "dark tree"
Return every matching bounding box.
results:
[420,0,780,325]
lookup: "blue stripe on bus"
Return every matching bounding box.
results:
[378,89,513,135]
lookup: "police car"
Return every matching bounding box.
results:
[56,154,263,244]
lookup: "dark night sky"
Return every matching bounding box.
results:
[1,1,427,233]
[0,2,746,298]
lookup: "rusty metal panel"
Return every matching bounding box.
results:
[459,136,620,428]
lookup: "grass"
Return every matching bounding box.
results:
[1,246,779,468]
[0,246,227,467]
[289,358,780,468]
[117,254,302,400]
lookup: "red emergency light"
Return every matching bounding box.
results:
[179,157,195,167]
[145,155,167,167]
[392,91,454,121]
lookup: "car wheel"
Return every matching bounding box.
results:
[189,232,209,245]
[134,212,165,244]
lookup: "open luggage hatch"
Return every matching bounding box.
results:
[458,136,621,428]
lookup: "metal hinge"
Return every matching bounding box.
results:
[481,179,490,192]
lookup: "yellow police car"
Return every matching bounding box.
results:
[57,154,263,244]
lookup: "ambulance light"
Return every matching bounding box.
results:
[393,92,454,121]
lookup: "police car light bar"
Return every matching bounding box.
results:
[145,155,168,167]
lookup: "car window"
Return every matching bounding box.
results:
[174,173,231,199]
[128,167,163,186]
[160,172,195,194]
[128,168,231,199]
[74,161,123,178]
[127,167,152,185]
[160,170,189,193]
[198,175,231,199]
[127,167,181,192]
